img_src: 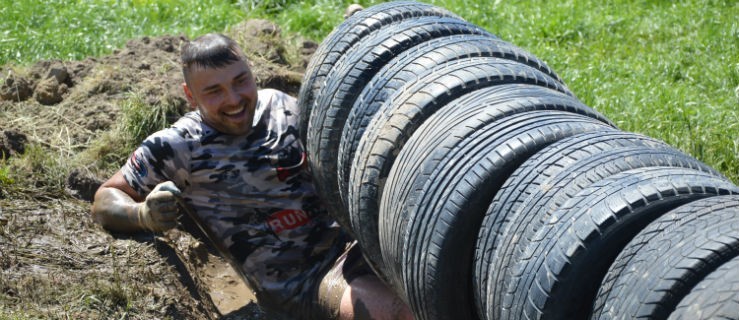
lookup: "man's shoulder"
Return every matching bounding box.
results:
[259,89,297,108]
[258,89,299,121]
[259,88,292,99]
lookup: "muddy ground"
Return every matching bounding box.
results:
[0,19,316,319]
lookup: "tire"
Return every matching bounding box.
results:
[348,57,575,280]
[500,167,739,320]
[297,1,457,145]
[669,255,739,320]
[334,35,580,277]
[386,110,613,320]
[474,131,722,320]
[338,34,568,204]
[307,16,491,234]
[375,85,611,284]
[592,195,739,319]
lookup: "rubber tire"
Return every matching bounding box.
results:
[500,167,739,320]
[306,16,492,234]
[376,85,611,283]
[338,34,567,204]
[385,110,613,320]
[333,35,577,277]
[297,1,457,145]
[592,195,739,319]
[475,131,722,320]
[669,254,739,320]
[347,57,576,280]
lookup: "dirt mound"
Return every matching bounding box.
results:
[0,19,315,319]
[0,35,189,150]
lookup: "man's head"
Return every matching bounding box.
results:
[181,33,258,136]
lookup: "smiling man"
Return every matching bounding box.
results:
[91,33,412,319]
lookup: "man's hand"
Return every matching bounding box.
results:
[137,181,182,232]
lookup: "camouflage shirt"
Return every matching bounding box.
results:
[121,89,348,316]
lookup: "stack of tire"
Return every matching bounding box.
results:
[297,2,739,320]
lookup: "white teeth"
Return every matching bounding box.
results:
[225,106,245,116]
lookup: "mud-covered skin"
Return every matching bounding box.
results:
[122,89,348,318]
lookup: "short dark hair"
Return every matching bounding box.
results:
[181,33,245,85]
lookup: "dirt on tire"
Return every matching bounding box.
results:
[0,19,316,320]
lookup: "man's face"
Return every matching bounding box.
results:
[183,59,258,136]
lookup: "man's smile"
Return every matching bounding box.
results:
[224,105,247,117]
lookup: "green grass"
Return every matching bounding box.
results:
[119,91,185,149]
[0,0,246,65]
[74,91,186,177]
[1,0,738,182]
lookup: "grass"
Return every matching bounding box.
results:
[0,143,72,201]
[0,91,185,198]
[1,0,738,183]
[0,0,245,65]
[76,91,187,178]
[119,91,185,150]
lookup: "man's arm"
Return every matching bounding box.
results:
[91,170,180,233]
[91,171,146,232]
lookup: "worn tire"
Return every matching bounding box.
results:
[500,167,739,320]
[306,16,491,233]
[338,34,566,210]
[334,35,574,276]
[475,131,721,320]
[592,195,739,319]
[386,110,612,320]
[347,57,575,280]
[669,255,739,320]
[375,84,611,284]
[297,1,457,145]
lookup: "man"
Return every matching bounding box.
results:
[91,33,412,320]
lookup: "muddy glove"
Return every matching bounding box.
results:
[137,181,181,232]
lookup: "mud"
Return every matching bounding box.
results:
[0,19,315,319]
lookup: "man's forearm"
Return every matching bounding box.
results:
[91,187,146,233]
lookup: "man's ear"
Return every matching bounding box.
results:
[182,82,197,110]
